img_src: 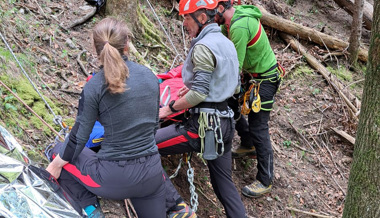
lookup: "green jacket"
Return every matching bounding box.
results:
[221,5,277,75]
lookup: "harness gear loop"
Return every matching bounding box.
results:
[213,114,224,156]
[198,111,224,160]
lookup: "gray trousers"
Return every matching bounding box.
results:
[49,144,166,218]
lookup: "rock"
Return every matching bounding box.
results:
[66,38,76,49]
[41,56,50,63]
[79,5,94,11]
[275,173,281,180]
[19,8,25,14]
[44,7,52,14]
[341,156,353,164]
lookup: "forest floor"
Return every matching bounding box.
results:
[0,0,370,217]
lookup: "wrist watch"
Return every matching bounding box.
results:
[169,100,179,113]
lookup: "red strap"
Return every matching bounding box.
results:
[238,0,241,5]
[247,21,262,47]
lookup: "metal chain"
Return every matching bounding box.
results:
[0,31,64,129]
[187,161,198,212]
[213,114,224,156]
[169,156,199,212]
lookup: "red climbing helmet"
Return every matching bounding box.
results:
[179,0,219,15]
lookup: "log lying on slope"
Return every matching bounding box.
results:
[331,128,356,145]
[332,0,373,30]
[255,5,368,62]
[280,33,360,117]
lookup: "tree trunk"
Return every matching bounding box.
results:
[105,0,138,33]
[255,5,369,62]
[333,0,373,30]
[348,0,364,64]
[343,0,380,217]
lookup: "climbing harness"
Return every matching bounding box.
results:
[198,111,224,160]
[169,153,199,212]
[0,31,65,130]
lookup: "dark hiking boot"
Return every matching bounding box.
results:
[242,180,272,198]
[232,145,256,158]
[167,201,197,218]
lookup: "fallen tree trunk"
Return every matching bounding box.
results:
[332,0,373,30]
[332,128,356,145]
[280,33,360,117]
[256,5,368,62]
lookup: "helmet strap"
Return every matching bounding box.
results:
[190,13,204,30]
[217,1,232,17]
[190,9,217,36]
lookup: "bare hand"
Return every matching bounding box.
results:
[46,162,63,179]
[159,106,173,119]
[178,86,189,98]
[46,154,68,179]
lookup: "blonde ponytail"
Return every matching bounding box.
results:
[93,18,130,94]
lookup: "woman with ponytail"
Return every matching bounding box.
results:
[46,18,167,218]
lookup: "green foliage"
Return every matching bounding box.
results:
[310,87,320,96]
[0,73,64,137]
[300,150,306,160]
[293,65,314,76]
[285,0,295,6]
[283,140,292,148]
[327,65,353,82]
[0,47,13,61]
[242,158,254,171]
[284,104,291,112]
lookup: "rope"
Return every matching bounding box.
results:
[198,112,209,155]
[169,158,183,179]
[144,0,184,62]
[0,79,64,141]
[0,31,64,129]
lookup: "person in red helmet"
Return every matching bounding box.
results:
[157,0,246,217]
[215,0,283,198]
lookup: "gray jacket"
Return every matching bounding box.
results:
[182,23,239,103]
[60,58,159,161]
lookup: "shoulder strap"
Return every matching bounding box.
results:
[229,17,262,48]
[247,20,262,47]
